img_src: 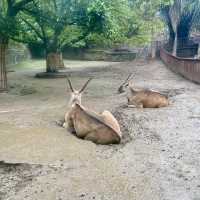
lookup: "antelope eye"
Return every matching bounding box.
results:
[124,83,128,87]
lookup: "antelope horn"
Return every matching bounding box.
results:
[66,77,74,92]
[79,78,92,93]
[124,73,133,84]
[120,73,133,87]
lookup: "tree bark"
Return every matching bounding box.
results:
[46,52,65,73]
[0,39,8,91]
[172,33,177,56]
[169,28,175,51]
[58,53,65,69]
[151,25,156,59]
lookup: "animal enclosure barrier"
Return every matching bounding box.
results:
[0,44,7,92]
[160,48,200,84]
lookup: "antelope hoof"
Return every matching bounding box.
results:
[137,104,143,109]
[55,120,65,127]
[128,105,136,108]
[63,122,68,128]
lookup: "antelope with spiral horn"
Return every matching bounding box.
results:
[118,74,169,108]
[63,77,122,144]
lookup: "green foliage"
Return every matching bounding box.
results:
[0,0,180,49]
[85,33,112,48]
[16,0,76,51]
[0,0,34,42]
[15,0,141,51]
[84,0,147,46]
[60,25,86,48]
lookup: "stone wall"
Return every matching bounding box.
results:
[63,48,136,62]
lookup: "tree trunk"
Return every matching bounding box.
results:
[59,53,65,69]
[0,41,8,92]
[151,25,156,59]
[151,41,156,58]
[168,29,175,52]
[176,19,191,57]
[173,33,177,56]
[46,52,65,73]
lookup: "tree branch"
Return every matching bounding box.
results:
[61,30,89,50]
[10,35,41,44]
[13,0,33,14]
[21,17,44,41]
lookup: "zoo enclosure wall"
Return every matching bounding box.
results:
[160,48,200,84]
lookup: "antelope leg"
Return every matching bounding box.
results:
[127,105,136,108]
[128,100,143,109]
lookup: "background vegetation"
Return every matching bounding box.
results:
[1,0,200,74]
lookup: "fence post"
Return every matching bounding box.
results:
[0,44,8,92]
[151,41,156,58]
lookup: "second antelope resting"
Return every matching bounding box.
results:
[118,74,169,108]
[63,77,122,145]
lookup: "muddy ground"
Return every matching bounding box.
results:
[0,59,200,200]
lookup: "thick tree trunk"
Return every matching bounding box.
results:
[0,40,8,92]
[162,6,175,52]
[46,52,65,73]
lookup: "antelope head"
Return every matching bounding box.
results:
[118,73,133,93]
[67,77,92,107]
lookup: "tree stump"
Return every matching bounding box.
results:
[46,52,65,73]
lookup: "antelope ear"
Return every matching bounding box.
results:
[124,82,129,87]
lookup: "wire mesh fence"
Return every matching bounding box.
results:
[0,44,30,92]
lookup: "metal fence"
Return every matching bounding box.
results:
[0,45,30,92]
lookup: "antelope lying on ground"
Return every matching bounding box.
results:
[63,77,122,144]
[118,74,169,108]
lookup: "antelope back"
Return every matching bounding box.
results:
[101,111,122,138]
[128,88,169,108]
[72,104,121,142]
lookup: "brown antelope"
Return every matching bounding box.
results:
[118,74,169,108]
[63,77,122,145]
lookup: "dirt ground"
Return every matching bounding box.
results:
[0,59,200,200]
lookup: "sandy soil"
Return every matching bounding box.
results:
[0,59,200,200]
